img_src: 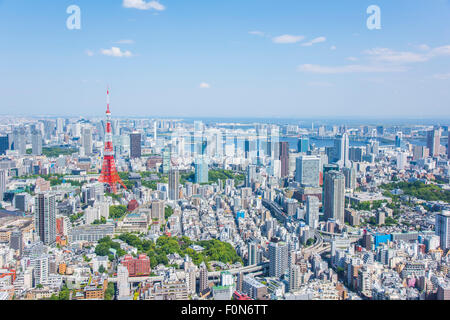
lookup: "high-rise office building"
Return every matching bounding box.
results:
[10,230,23,256]
[435,210,450,250]
[306,196,320,230]
[343,167,357,191]
[297,137,309,153]
[413,145,429,160]
[427,128,441,157]
[82,127,93,156]
[295,155,320,187]
[323,171,345,225]
[395,132,403,148]
[9,128,26,155]
[448,131,450,160]
[349,147,364,162]
[151,200,165,222]
[279,141,289,178]
[34,193,56,245]
[289,264,302,292]
[130,132,142,159]
[0,169,6,201]
[334,133,350,168]
[268,239,289,278]
[168,169,180,201]
[199,262,209,293]
[162,147,171,174]
[195,157,209,184]
[0,136,8,155]
[31,129,43,156]
[247,241,259,266]
[246,165,257,187]
[117,265,130,298]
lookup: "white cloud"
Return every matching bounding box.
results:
[123,0,165,11]
[364,48,428,64]
[115,39,135,45]
[298,64,407,74]
[249,31,265,37]
[307,81,334,87]
[432,73,450,80]
[199,82,211,89]
[85,50,94,57]
[330,46,337,50]
[347,57,358,61]
[272,34,305,44]
[429,45,450,57]
[301,36,326,47]
[101,47,133,58]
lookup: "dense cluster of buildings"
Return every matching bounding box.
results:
[0,115,449,300]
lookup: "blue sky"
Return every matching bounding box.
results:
[1,0,450,118]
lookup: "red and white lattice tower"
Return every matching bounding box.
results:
[98,87,127,193]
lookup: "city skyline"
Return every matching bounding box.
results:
[1,0,450,118]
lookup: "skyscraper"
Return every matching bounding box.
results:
[306,196,320,230]
[279,141,289,178]
[199,262,209,293]
[268,239,289,278]
[162,147,171,174]
[129,132,142,159]
[435,210,450,251]
[295,155,320,187]
[342,166,357,191]
[323,171,345,225]
[82,127,93,156]
[34,193,56,245]
[168,169,180,201]
[297,137,309,153]
[195,157,209,184]
[117,265,130,298]
[31,129,43,156]
[334,133,350,168]
[247,241,259,266]
[0,136,8,155]
[10,230,23,256]
[427,128,441,157]
[0,169,6,201]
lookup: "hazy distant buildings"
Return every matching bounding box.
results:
[427,128,441,157]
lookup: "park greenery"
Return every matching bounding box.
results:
[165,206,174,220]
[109,205,128,220]
[381,181,450,202]
[26,147,78,158]
[351,200,387,211]
[95,234,243,268]
[69,211,84,223]
[180,169,245,186]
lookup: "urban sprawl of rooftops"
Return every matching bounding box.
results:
[0,115,449,301]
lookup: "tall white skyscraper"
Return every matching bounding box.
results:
[82,127,93,156]
[323,170,345,225]
[334,132,350,168]
[268,240,288,278]
[306,196,320,230]
[117,265,130,298]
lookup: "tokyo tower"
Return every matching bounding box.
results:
[98,87,127,194]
